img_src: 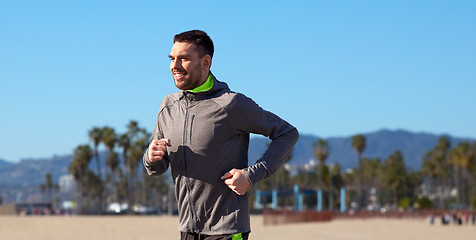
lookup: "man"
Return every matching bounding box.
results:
[143,30,299,240]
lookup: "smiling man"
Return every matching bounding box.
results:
[143,30,299,240]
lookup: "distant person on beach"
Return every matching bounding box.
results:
[143,30,299,240]
[442,213,451,225]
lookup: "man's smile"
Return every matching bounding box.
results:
[173,71,187,80]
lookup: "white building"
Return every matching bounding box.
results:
[58,174,75,193]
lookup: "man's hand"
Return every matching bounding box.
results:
[221,169,251,195]
[147,138,171,162]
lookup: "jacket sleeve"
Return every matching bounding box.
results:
[143,106,170,176]
[229,94,299,185]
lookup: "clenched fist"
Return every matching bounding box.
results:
[147,138,172,162]
[221,169,252,195]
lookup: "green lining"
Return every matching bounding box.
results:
[231,233,243,240]
[189,73,213,92]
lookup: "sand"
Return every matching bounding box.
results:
[0,215,475,240]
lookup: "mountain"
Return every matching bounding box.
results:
[0,156,65,185]
[0,129,474,203]
[0,159,12,167]
[248,129,473,170]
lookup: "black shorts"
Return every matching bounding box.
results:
[180,232,249,240]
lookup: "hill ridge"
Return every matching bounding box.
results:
[1,129,474,203]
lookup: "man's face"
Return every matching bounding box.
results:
[169,42,209,90]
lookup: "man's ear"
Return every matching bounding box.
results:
[203,55,212,69]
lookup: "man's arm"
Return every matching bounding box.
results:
[244,124,299,185]
[225,94,299,190]
[143,116,170,176]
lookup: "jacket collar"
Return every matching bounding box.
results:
[180,73,229,101]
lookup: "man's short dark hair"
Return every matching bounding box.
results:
[174,30,214,58]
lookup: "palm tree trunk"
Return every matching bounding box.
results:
[94,148,101,179]
[393,186,398,209]
[133,165,138,206]
[358,153,364,209]
[435,177,444,209]
[464,170,471,207]
[76,175,82,214]
[94,146,103,213]
[470,175,475,209]
[328,191,334,210]
[457,168,464,206]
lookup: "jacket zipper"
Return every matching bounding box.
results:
[189,115,195,145]
[183,93,198,231]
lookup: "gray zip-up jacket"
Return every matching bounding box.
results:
[143,74,299,235]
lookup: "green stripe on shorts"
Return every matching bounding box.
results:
[232,233,242,240]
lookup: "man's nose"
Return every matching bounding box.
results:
[171,59,181,69]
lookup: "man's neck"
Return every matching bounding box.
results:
[189,73,213,93]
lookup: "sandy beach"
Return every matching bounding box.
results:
[0,215,475,240]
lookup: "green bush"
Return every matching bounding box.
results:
[415,196,434,209]
[398,197,411,209]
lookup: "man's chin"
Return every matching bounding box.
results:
[175,82,190,90]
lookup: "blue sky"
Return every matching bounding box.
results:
[1,1,475,162]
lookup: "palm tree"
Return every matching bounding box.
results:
[118,133,131,206]
[314,139,329,211]
[69,144,93,213]
[101,126,117,206]
[275,152,292,190]
[314,139,329,191]
[434,137,452,206]
[126,120,139,140]
[128,129,150,206]
[45,173,53,203]
[89,127,104,212]
[383,150,406,208]
[422,137,452,208]
[342,168,358,206]
[88,127,103,179]
[449,142,473,207]
[361,157,382,208]
[54,184,60,209]
[106,151,120,203]
[119,120,142,207]
[39,184,46,202]
[471,142,476,208]
[118,134,131,165]
[101,127,117,155]
[329,163,343,210]
[422,150,439,202]
[352,134,366,208]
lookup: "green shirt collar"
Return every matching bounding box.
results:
[189,73,214,93]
